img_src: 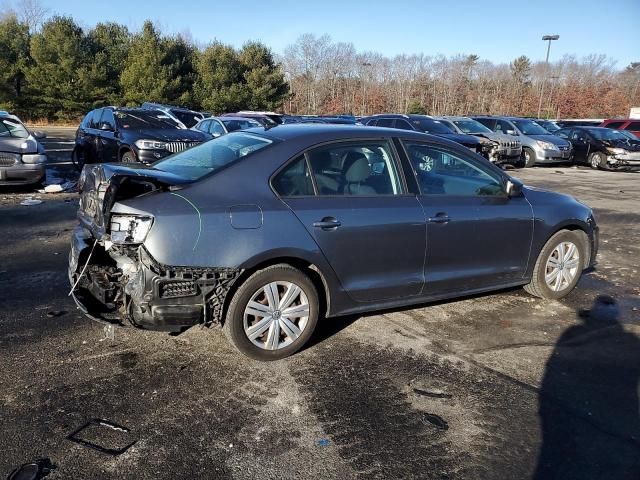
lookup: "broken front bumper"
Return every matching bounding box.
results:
[69,226,242,332]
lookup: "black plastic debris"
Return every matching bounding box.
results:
[7,458,55,480]
[66,419,136,455]
[413,388,452,399]
[422,413,449,430]
[45,311,66,318]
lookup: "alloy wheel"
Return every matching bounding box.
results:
[544,241,581,292]
[243,281,310,350]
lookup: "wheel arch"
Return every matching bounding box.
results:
[545,221,592,269]
[221,255,332,326]
[118,145,134,160]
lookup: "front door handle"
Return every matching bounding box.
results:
[313,217,341,230]
[428,213,450,224]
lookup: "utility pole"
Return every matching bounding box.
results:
[537,35,559,119]
[361,62,372,116]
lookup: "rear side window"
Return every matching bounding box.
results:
[272,156,314,196]
[306,141,403,196]
[624,122,640,131]
[377,118,394,127]
[89,109,103,129]
[395,119,414,130]
[605,121,624,129]
[475,118,496,130]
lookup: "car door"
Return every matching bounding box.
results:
[401,140,533,295]
[569,129,590,162]
[96,108,119,162]
[86,109,103,163]
[273,140,426,302]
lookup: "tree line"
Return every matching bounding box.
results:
[1,8,638,122]
[281,34,640,119]
[0,13,289,121]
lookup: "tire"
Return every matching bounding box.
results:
[524,230,585,300]
[223,264,319,361]
[121,149,136,163]
[522,147,536,167]
[71,146,86,171]
[589,151,607,170]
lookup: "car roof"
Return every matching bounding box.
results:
[244,123,438,143]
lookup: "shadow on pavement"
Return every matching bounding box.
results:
[534,295,640,479]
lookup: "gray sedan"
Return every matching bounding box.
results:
[69,124,598,360]
[0,114,47,185]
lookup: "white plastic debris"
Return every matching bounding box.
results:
[20,198,43,206]
[44,184,64,193]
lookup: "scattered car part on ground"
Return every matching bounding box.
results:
[472,116,572,167]
[66,418,137,456]
[555,126,640,169]
[68,124,598,360]
[140,102,204,129]
[0,113,47,186]
[435,116,522,166]
[6,458,56,480]
[72,107,209,170]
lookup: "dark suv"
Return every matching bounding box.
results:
[361,114,490,157]
[73,108,209,169]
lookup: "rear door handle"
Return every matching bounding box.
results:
[313,217,341,230]
[428,213,450,224]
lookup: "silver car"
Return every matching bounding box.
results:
[436,116,522,166]
[192,116,262,138]
[473,116,572,167]
[0,114,47,186]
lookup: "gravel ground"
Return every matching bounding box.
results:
[1,128,639,479]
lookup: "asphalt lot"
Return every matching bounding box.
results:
[1,127,639,479]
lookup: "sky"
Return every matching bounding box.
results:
[26,0,640,68]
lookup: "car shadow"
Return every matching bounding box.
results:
[533,295,640,479]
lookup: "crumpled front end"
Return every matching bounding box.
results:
[69,163,242,331]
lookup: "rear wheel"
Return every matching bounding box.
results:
[71,146,86,171]
[223,264,319,361]
[589,151,607,170]
[522,147,536,167]
[524,230,585,300]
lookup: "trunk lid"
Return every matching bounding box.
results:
[78,163,191,239]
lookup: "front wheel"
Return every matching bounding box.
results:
[121,149,137,163]
[524,230,585,300]
[223,264,319,361]
[522,147,536,167]
[589,151,607,170]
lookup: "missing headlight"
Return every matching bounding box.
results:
[110,215,153,244]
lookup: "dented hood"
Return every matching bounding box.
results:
[77,163,191,239]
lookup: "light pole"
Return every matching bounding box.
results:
[361,62,372,116]
[537,34,559,119]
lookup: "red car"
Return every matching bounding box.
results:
[599,118,640,138]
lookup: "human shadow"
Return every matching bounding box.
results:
[534,295,640,479]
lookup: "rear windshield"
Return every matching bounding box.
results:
[153,132,273,180]
[512,120,549,135]
[412,118,452,134]
[115,111,179,129]
[172,109,201,128]
[0,117,29,139]
[452,119,492,134]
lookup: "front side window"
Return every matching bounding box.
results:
[195,120,210,133]
[377,118,394,128]
[624,122,640,131]
[101,109,116,130]
[306,141,403,196]
[404,142,504,196]
[153,132,273,180]
[412,118,452,134]
[605,121,624,129]
[272,156,314,196]
[0,118,29,139]
[495,120,514,134]
[395,119,414,130]
[89,109,103,129]
[209,120,226,136]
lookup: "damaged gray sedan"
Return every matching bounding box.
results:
[0,113,47,185]
[69,124,598,360]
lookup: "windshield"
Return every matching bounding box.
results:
[412,118,453,134]
[587,128,632,141]
[618,130,639,141]
[153,132,273,180]
[0,117,30,139]
[452,119,492,134]
[538,120,560,132]
[115,111,180,130]
[221,118,261,132]
[172,109,202,128]
[512,120,549,135]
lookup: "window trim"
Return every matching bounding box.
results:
[398,138,509,198]
[269,137,413,199]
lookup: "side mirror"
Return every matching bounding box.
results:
[32,130,46,139]
[506,129,517,136]
[99,122,113,131]
[505,179,523,198]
